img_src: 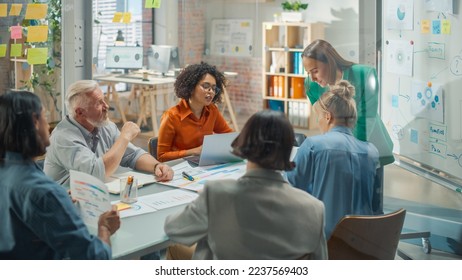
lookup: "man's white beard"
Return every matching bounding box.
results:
[88,115,110,128]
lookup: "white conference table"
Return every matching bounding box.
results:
[94,73,176,136]
[109,181,187,260]
[108,157,247,259]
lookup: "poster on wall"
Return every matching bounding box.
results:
[386,0,414,30]
[424,0,453,14]
[210,19,253,57]
[385,39,414,76]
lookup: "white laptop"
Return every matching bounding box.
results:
[185,132,242,166]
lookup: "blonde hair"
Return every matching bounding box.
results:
[65,80,99,118]
[314,80,357,128]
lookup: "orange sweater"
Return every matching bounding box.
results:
[157,99,233,162]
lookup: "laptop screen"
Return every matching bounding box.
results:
[185,132,241,166]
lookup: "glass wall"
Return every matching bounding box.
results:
[0,0,63,122]
[92,0,151,73]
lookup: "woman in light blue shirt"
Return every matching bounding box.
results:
[286,81,379,239]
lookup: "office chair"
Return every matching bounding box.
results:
[327,208,406,260]
[294,132,306,147]
[148,137,158,159]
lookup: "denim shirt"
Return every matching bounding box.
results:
[286,126,379,238]
[0,152,111,259]
[304,64,394,166]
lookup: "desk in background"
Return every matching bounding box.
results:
[94,72,240,134]
[94,74,175,136]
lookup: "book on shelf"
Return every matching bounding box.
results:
[268,76,273,97]
[288,101,310,128]
[292,51,305,75]
[290,77,304,99]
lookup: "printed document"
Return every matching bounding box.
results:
[70,170,111,228]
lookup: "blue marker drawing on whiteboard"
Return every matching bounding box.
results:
[410,129,418,144]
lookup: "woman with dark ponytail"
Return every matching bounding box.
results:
[286,80,380,239]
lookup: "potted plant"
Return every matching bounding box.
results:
[281,1,309,22]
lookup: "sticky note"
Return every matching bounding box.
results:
[22,62,30,70]
[410,129,418,144]
[441,20,450,34]
[25,3,48,19]
[10,44,22,57]
[112,12,123,22]
[10,26,23,40]
[432,20,441,34]
[26,26,48,42]
[145,0,161,9]
[421,20,430,34]
[10,4,23,16]
[115,202,132,211]
[27,47,48,65]
[392,95,399,108]
[122,12,131,23]
[0,44,6,57]
[0,4,7,17]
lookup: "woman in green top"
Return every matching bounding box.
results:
[302,39,394,214]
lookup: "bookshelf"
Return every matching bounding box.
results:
[262,22,324,129]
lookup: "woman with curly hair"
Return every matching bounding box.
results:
[157,62,233,162]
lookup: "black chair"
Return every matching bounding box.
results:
[148,137,158,159]
[294,132,306,147]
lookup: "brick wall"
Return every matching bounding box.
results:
[178,0,206,66]
[177,0,262,116]
[142,7,153,65]
[204,56,262,115]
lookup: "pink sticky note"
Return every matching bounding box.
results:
[10,26,23,40]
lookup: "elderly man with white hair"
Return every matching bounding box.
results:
[44,80,173,186]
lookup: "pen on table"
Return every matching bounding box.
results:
[126,175,134,197]
[182,171,195,181]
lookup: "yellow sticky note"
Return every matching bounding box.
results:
[10,4,23,16]
[10,26,23,40]
[25,3,48,19]
[27,26,48,43]
[421,20,430,34]
[441,19,451,34]
[115,202,132,211]
[112,12,123,22]
[0,4,7,17]
[241,21,250,27]
[145,0,161,9]
[27,48,48,65]
[10,44,22,57]
[0,45,6,58]
[122,12,132,23]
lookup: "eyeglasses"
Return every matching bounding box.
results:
[200,83,220,94]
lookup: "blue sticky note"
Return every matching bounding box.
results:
[410,129,418,144]
[392,95,399,108]
[432,20,441,34]
[22,62,29,70]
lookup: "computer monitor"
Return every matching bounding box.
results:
[147,45,180,75]
[105,46,143,72]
